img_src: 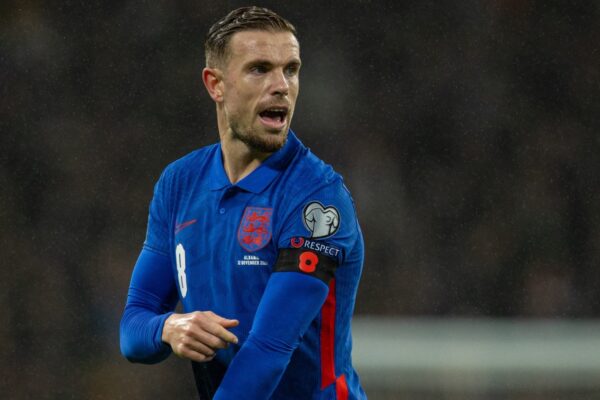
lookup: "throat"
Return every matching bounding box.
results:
[220,138,269,184]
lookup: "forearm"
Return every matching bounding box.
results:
[120,295,174,363]
[214,272,329,399]
[214,334,291,399]
[119,248,178,363]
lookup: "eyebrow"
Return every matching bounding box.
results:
[245,58,302,68]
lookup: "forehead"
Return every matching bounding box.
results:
[227,30,300,64]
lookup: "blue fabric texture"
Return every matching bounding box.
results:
[120,131,367,399]
[120,248,177,363]
[214,272,329,399]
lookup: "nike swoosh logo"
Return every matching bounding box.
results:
[174,219,197,234]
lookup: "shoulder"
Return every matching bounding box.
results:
[152,143,219,196]
[267,133,362,262]
[149,143,219,208]
[161,143,218,181]
[283,144,355,209]
[280,144,343,196]
[276,142,359,248]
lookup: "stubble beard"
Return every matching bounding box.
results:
[230,123,288,154]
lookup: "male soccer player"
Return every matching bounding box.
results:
[120,6,366,399]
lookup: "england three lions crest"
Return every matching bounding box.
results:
[238,207,273,252]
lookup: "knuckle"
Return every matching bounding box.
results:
[199,318,213,328]
[191,312,202,321]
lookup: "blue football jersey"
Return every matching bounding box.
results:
[144,130,366,399]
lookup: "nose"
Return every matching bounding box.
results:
[270,69,289,97]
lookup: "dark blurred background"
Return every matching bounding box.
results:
[1,0,599,398]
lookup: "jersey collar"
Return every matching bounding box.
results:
[209,130,301,193]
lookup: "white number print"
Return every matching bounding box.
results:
[175,243,188,298]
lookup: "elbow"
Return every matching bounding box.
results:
[119,338,137,363]
[120,344,137,363]
[119,315,138,362]
[119,328,164,364]
[119,312,171,364]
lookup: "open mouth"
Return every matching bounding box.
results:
[258,107,288,129]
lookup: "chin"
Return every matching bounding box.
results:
[256,131,287,153]
[233,127,288,153]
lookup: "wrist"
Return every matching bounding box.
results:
[161,312,177,344]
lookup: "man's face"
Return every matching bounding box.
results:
[219,30,301,153]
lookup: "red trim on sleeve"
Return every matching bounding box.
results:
[320,279,337,389]
[336,374,349,400]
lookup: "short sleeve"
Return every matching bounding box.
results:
[277,178,358,266]
[143,169,172,256]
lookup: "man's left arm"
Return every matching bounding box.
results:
[214,180,358,399]
[213,256,334,399]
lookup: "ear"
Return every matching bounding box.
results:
[202,67,224,102]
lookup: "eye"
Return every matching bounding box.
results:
[250,65,268,74]
[285,64,300,76]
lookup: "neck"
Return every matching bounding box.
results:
[216,105,276,184]
[220,137,270,184]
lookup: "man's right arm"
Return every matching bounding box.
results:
[119,247,240,364]
[122,167,239,364]
[119,168,180,364]
[119,247,178,364]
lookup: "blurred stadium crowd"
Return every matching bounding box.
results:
[1,1,599,398]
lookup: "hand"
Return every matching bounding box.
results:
[162,311,239,362]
